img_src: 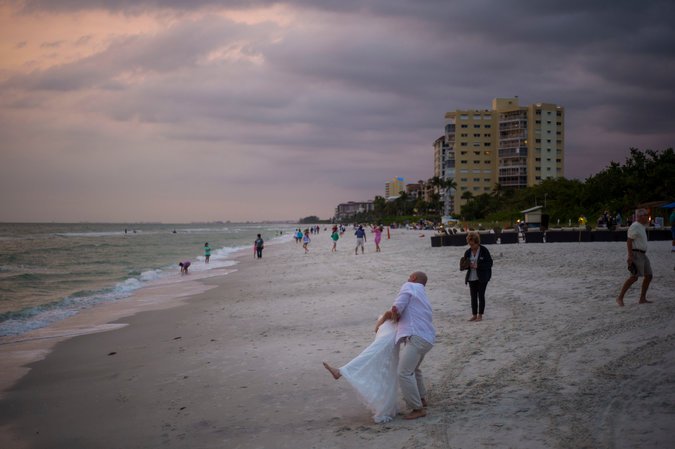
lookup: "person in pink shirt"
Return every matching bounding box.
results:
[373,225,383,252]
[178,260,191,274]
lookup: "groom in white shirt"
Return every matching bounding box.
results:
[390,271,435,420]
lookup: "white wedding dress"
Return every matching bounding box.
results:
[339,319,399,423]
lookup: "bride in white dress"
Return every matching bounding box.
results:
[323,312,399,423]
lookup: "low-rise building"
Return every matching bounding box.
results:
[334,201,375,221]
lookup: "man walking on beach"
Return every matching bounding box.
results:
[354,225,366,255]
[391,271,435,419]
[254,234,264,259]
[617,209,653,307]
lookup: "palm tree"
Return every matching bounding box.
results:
[395,192,410,216]
[441,177,457,216]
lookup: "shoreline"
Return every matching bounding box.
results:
[0,233,293,397]
[1,231,673,448]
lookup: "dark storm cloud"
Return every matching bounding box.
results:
[2,0,674,222]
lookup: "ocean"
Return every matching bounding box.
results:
[0,222,297,337]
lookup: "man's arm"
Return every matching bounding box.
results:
[374,308,396,332]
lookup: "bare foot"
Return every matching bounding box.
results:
[323,362,341,380]
[616,297,625,307]
[638,299,653,304]
[403,408,427,420]
[468,316,477,322]
[421,398,428,407]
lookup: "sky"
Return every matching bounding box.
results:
[1,0,674,223]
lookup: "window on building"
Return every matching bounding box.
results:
[474,124,481,128]
[461,142,467,146]
[484,133,491,137]
[461,160,467,164]
[484,142,490,147]
[473,178,480,182]
[461,124,468,128]
[473,133,481,137]
[473,143,480,147]
[485,124,491,128]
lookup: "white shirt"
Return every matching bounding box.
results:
[627,221,648,251]
[392,281,435,345]
[468,247,480,282]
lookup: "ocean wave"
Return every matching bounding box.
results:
[0,273,151,336]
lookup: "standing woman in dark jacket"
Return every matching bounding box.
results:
[464,232,493,322]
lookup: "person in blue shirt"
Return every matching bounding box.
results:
[354,225,367,255]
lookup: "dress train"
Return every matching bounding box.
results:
[339,320,399,423]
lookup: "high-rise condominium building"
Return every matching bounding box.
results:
[385,177,406,198]
[438,97,564,215]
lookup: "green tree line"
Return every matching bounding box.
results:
[342,148,674,226]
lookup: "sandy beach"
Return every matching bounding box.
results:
[1,229,674,449]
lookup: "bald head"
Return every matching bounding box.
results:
[409,271,428,286]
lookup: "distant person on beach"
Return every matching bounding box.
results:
[331,226,339,252]
[302,229,311,253]
[463,232,493,322]
[204,243,211,263]
[254,234,264,259]
[179,260,191,274]
[617,209,653,306]
[373,225,383,252]
[296,229,303,244]
[355,225,367,255]
[323,271,435,421]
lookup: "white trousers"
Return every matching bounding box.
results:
[397,335,433,410]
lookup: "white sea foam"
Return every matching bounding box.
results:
[0,225,296,338]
